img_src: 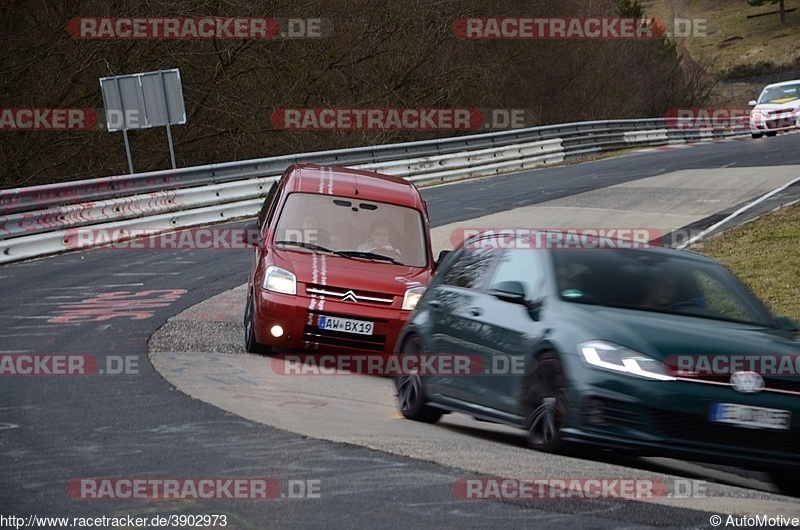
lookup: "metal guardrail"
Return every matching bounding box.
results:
[0,118,672,215]
[0,117,749,263]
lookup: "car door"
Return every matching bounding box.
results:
[422,247,498,402]
[459,247,550,416]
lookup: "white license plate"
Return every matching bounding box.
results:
[318,315,373,335]
[709,402,792,431]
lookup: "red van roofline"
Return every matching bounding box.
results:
[285,164,423,209]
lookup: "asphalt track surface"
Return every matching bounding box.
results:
[2,135,800,529]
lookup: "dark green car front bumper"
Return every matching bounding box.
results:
[563,359,800,471]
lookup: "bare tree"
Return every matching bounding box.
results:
[0,0,715,188]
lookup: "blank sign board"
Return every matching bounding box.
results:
[100,69,186,132]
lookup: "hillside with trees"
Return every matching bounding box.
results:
[1,0,712,188]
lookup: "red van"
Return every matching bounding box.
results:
[243,164,435,357]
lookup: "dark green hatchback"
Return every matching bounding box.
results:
[394,231,800,495]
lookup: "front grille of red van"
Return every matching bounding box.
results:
[305,283,395,306]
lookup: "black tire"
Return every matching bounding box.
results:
[244,292,272,355]
[522,352,570,453]
[770,470,800,497]
[766,131,778,137]
[751,133,763,139]
[394,336,443,423]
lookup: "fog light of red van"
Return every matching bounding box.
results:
[270,325,284,338]
[402,286,426,311]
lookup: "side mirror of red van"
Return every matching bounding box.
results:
[242,222,261,246]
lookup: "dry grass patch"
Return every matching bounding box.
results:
[695,201,800,322]
[643,0,800,76]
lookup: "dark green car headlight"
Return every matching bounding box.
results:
[579,340,676,381]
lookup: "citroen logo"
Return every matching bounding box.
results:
[342,290,358,303]
[730,371,764,394]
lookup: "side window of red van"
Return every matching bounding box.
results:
[257,181,280,228]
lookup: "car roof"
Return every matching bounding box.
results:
[282,164,425,209]
[763,79,800,89]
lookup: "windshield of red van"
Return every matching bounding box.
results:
[273,192,429,267]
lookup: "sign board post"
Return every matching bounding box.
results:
[112,76,134,174]
[100,69,187,174]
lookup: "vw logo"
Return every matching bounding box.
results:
[342,290,358,303]
[730,371,764,394]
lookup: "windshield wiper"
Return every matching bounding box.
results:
[275,242,404,264]
[274,240,336,254]
[337,251,403,265]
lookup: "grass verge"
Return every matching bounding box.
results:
[695,201,800,322]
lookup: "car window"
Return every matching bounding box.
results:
[549,248,774,325]
[273,192,429,267]
[758,83,800,104]
[439,248,496,289]
[257,181,280,227]
[489,249,546,301]
[691,270,763,324]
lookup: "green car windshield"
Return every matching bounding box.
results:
[550,248,775,326]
